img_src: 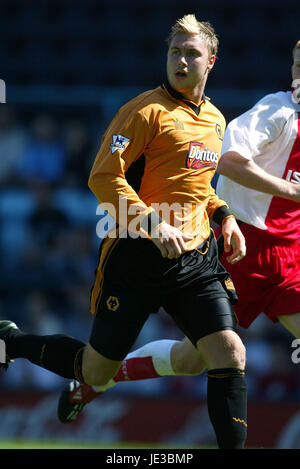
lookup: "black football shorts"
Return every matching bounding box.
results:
[89,230,237,360]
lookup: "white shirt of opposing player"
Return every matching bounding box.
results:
[217,91,300,232]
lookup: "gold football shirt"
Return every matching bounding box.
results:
[89,83,228,314]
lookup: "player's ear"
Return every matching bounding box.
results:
[208,54,216,72]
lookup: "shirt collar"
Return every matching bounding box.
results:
[162,80,206,116]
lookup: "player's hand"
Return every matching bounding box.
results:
[222,217,246,264]
[150,222,193,259]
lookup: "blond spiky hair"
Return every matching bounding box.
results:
[293,40,300,58]
[167,14,219,57]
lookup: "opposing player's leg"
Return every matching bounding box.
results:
[171,336,207,374]
[110,335,206,381]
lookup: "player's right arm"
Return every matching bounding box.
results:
[218,151,300,202]
[89,102,190,258]
[218,93,300,203]
[149,222,193,259]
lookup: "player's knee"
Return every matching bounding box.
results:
[197,330,246,370]
[227,342,246,369]
[219,340,246,370]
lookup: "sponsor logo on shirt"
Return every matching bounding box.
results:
[286,169,300,184]
[186,142,219,169]
[110,134,130,154]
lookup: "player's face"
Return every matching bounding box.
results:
[292,48,300,104]
[292,48,300,81]
[167,34,215,100]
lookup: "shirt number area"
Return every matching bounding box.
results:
[286,169,300,184]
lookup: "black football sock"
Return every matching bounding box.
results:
[5,329,86,383]
[206,368,247,449]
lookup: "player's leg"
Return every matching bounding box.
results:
[0,320,90,382]
[171,336,207,374]
[196,327,247,449]
[0,320,122,386]
[112,335,206,383]
[57,266,159,423]
[0,280,154,424]
[196,328,245,369]
[78,335,204,392]
[57,335,207,423]
[82,343,122,385]
[164,285,247,449]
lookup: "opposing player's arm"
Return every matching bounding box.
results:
[218,151,300,203]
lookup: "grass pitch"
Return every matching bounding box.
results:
[0,439,203,449]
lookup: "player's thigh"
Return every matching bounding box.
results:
[163,284,238,350]
[163,286,244,370]
[83,294,155,386]
[88,276,160,375]
[278,312,300,338]
[196,329,246,370]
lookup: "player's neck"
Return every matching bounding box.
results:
[164,80,205,107]
[183,78,208,106]
[182,89,205,106]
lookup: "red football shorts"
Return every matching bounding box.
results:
[217,222,300,329]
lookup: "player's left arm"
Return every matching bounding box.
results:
[207,188,246,264]
[221,215,246,264]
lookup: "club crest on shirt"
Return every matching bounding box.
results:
[106,296,120,311]
[110,134,130,154]
[174,118,185,130]
[215,123,224,140]
[186,142,219,169]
